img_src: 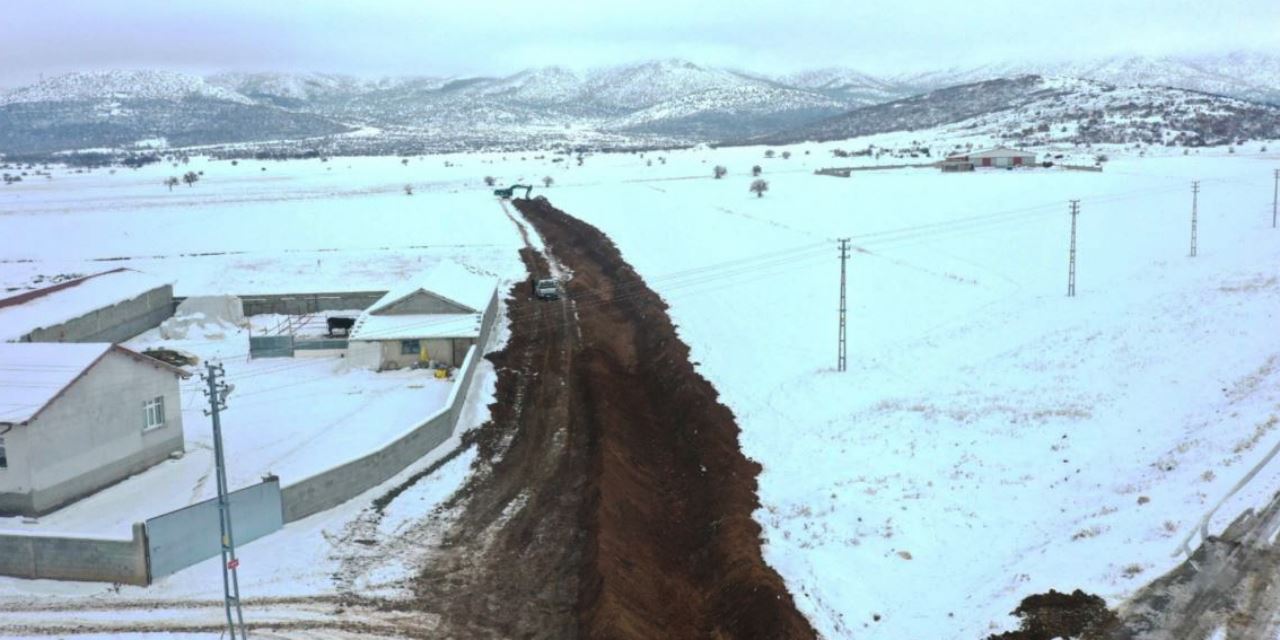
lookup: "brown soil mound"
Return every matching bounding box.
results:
[403,198,813,638]
[987,589,1117,640]
[514,198,815,639]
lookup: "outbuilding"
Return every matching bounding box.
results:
[0,343,189,516]
[0,268,174,344]
[942,147,1037,170]
[347,263,498,371]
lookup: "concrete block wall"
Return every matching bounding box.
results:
[24,285,174,344]
[0,523,148,585]
[281,404,456,522]
[232,291,387,317]
[281,288,499,523]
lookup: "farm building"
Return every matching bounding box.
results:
[942,147,1038,170]
[347,262,498,371]
[0,268,174,343]
[0,343,189,516]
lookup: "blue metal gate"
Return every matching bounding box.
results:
[145,479,283,580]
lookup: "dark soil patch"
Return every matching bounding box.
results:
[514,197,815,639]
[988,589,1117,640]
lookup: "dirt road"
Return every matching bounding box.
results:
[401,197,813,637]
[0,197,813,639]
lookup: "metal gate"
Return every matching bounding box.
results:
[145,478,283,580]
[249,335,294,358]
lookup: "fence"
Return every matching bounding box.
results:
[248,335,295,358]
[0,287,501,586]
[0,524,148,585]
[231,291,387,317]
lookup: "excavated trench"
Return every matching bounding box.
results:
[406,197,814,638]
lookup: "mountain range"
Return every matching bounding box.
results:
[0,52,1277,158]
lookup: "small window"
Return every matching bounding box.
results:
[0,436,7,468]
[143,396,165,431]
[400,340,420,356]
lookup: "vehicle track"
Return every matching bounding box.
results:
[511,197,815,639]
[0,196,814,639]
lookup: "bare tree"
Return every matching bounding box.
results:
[751,165,762,177]
[182,171,199,187]
[713,165,727,179]
[781,151,792,159]
[542,176,554,187]
[750,179,769,198]
[164,176,179,191]
[764,150,776,159]
[401,158,409,166]
[404,184,414,196]
[484,176,497,186]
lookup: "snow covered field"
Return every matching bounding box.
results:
[539,145,1280,638]
[1,139,1277,638]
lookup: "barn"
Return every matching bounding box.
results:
[942,147,1038,170]
[0,343,189,516]
[0,268,174,344]
[346,263,498,371]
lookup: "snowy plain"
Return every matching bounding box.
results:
[0,136,1277,638]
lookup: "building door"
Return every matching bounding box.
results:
[981,158,992,167]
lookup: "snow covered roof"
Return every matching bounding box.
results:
[349,313,482,341]
[366,262,496,316]
[966,147,1037,159]
[0,343,187,425]
[0,269,172,342]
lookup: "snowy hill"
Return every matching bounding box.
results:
[754,75,1280,147]
[4,52,1279,157]
[780,68,911,105]
[883,52,1280,105]
[0,71,352,155]
[205,72,411,107]
[605,84,854,138]
[0,70,254,106]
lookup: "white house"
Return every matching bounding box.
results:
[0,343,189,516]
[347,263,498,371]
[943,147,1038,170]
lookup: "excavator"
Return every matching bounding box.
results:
[493,184,533,199]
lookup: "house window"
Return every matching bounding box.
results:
[0,436,6,468]
[143,397,165,431]
[400,340,420,355]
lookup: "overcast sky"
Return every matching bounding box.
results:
[1,0,1277,87]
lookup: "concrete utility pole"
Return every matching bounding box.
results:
[1067,200,1079,297]
[837,238,850,372]
[1272,169,1277,229]
[202,362,247,640]
[1190,181,1200,258]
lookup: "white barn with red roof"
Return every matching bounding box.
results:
[0,343,189,516]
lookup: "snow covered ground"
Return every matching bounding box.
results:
[1,138,1277,638]
[537,144,1280,638]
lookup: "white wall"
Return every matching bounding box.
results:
[20,351,184,509]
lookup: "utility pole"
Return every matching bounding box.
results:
[201,363,247,640]
[1272,169,1277,229]
[1190,181,1199,258]
[1067,200,1079,297]
[837,238,850,372]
